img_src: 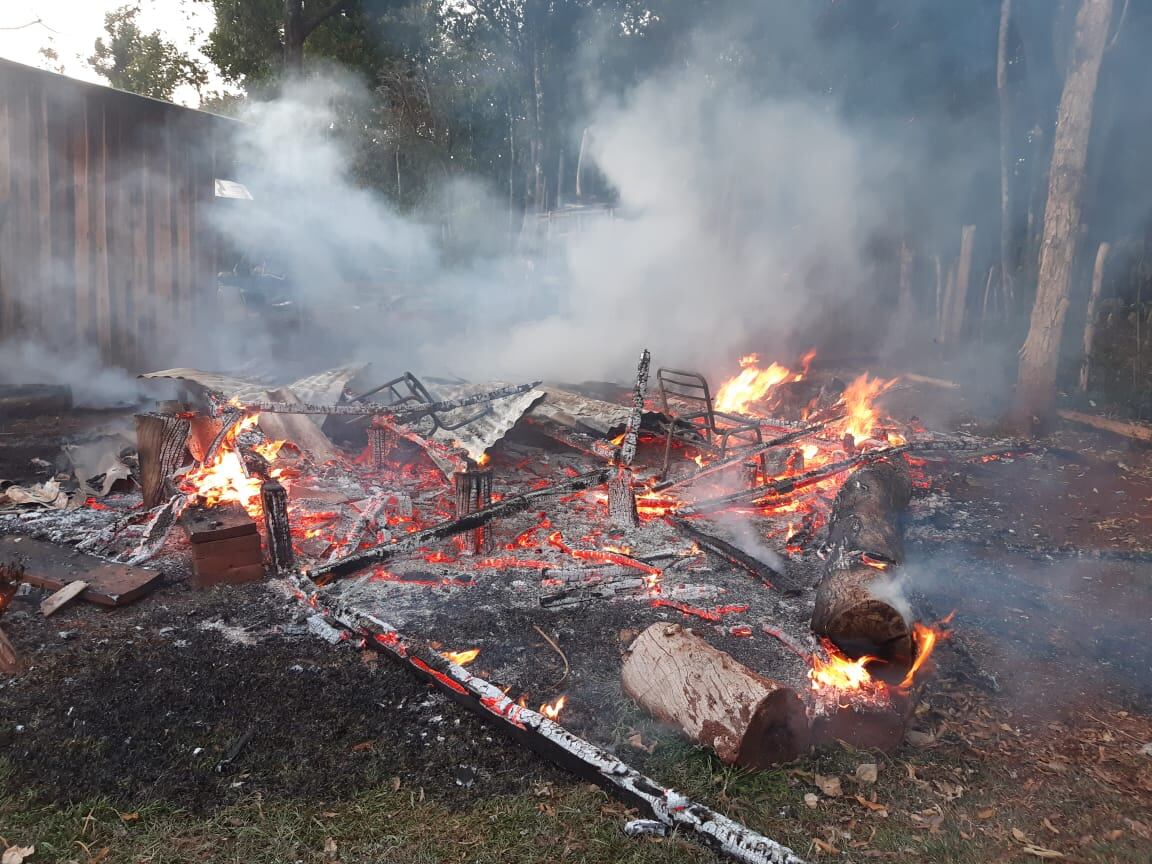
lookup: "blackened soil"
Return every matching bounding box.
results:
[0,582,564,812]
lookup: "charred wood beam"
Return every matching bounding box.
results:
[310,468,613,580]
[236,382,541,423]
[618,349,651,467]
[121,493,187,566]
[667,517,798,594]
[326,492,389,563]
[522,418,619,461]
[678,445,910,516]
[204,409,245,464]
[371,415,469,477]
[812,460,913,666]
[135,412,191,508]
[286,573,807,864]
[261,479,294,575]
[652,418,840,493]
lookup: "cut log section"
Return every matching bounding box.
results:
[812,459,913,666]
[621,623,810,768]
[135,412,191,508]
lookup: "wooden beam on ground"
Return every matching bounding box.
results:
[0,535,161,607]
[40,579,88,617]
[1057,409,1152,444]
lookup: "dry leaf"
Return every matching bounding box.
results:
[855,763,878,784]
[1,847,34,864]
[1022,844,1065,859]
[1012,827,1029,843]
[626,733,656,753]
[323,836,338,863]
[815,774,843,797]
[351,741,374,752]
[905,729,936,748]
[854,795,889,817]
[804,793,819,809]
[812,838,839,854]
[976,808,995,820]
[389,776,401,792]
[1043,817,1061,835]
[118,811,140,822]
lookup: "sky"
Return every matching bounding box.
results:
[0,0,221,106]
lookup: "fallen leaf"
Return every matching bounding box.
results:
[812,838,838,854]
[1043,817,1061,835]
[626,733,656,753]
[854,795,889,817]
[321,811,338,818]
[855,763,878,784]
[976,808,995,820]
[815,774,843,797]
[351,741,375,752]
[1,847,34,864]
[1105,829,1124,841]
[389,776,401,792]
[1012,827,1029,843]
[323,836,338,863]
[905,729,936,748]
[804,793,819,809]
[1022,844,1065,859]
[118,811,140,822]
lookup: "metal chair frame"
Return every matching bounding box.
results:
[349,372,491,433]
[656,368,764,479]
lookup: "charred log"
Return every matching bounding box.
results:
[667,517,797,594]
[454,467,494,554]
[812,459,913,666]
[261,479,294,575]
[618,349,651,467]
[621,623,810,768]
[608,468,640,529]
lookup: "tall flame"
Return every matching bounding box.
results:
[841,373,897,446]
[714,354,795,415]
[180,413,287,517]
[540,695,567,720]
[809,640,883,694]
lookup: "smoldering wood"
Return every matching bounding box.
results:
[312,467,613,580]
[371,415,469,477]
[454,467,494,554]
[122,493,187,566]
[367,425,389,470]
[134,412,190,509]
[678,445,910,516]
[522,418,619,462]
[667,517,796,593]
[618,349,651,467]
[204,409,245,464]
[809,688,914,752]
[621,623,810,769]
[651,418,838,493]
[326,492,389,563]
[261,479,294,575]
[540,577,647,608]
[812,459,913,665]
[290,575,807,864]
[608,469,640,529]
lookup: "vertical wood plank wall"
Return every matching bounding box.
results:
[0,60,234,371]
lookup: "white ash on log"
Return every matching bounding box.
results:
[135,412,191,508]
[236,381,541,421]
[367,425,389,470]
[622,623,810,768]
[607,349,651,529]
[325,492,389,563]
[287,573,807,864]
[261,478,294,575]
[608,469,640,529]
[812,458,913,665]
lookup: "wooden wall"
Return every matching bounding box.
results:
[0,60,237,371]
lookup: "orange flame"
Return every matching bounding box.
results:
[442,648,480,667]
[714,354,794,415]
[540,695,566,720]
[475,453,491,467]
[180,414,287,517]
[841,374,897,446]
[809,641,883,694]
[898,614,954,689]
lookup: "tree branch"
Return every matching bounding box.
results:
[301,0,353,40]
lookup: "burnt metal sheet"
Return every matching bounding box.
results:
[0,535,161,606]
[417,381,545,463]
[529,385,659,435]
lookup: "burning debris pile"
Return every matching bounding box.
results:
[0,349,1024,864]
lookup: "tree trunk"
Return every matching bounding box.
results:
[284,0,306,72]
[575,126,589,200]
[1078,241,1110,391]
[998,0,1016,307]
[947,225,976,344]
[812,459,913,667]
[1012,0,1115,430]
[621,623,810,768]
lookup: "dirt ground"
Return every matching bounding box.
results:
[2,397,1152,863]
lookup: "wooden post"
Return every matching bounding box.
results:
[135,412,190,508]
[261,479,294,575]
[998,0,1016,309]
[621,623,810,768]
[1078,241,1111,392]
[1013,0,1115,428]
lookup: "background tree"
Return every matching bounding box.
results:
[88,4,208,100]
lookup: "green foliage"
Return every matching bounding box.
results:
[88,4,208,101]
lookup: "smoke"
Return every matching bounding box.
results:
[0,340,139,409]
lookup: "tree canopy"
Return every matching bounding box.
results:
[88,4,208,101]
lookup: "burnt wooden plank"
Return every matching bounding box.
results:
[190,532,262,561]
[191,561,265,589]
[181,503,257,544]
[0,535,161,607]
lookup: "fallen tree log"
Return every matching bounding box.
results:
[1057,409,1152,444]
[622,623,810,768]
[812,458,913,666]
[667,516,798,594]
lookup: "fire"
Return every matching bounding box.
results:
[442,648,480,666]
[841,374,897,446]
[898,614,954,689]
[475,452,491,467]
[714,354,794,415]
[539,695,566,720]
[809,640,883,694]
[180,413,287,517]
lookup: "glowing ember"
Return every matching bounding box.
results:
[841,373,898,446]
[475,452,491,467]
[540,695,566,720]
[442,648,480,666]
[714,354,795,415]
